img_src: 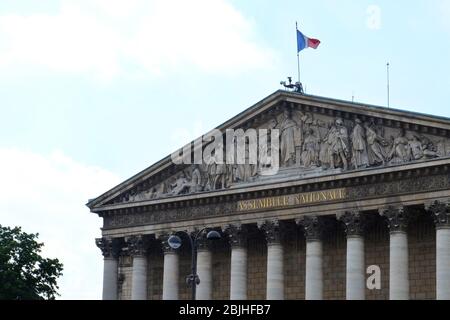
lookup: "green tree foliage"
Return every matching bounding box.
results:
[0,225,63,300]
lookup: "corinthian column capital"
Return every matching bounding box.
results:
[425,199,450,229]
[96,237,121,259]
[125,235,149,257]
[258,220,281,245]
[296,215,326,241]
[158,232,178,254]
[337,211,366,237]
[222,224,248,248]
[379,206,409,233]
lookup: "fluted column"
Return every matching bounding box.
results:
[297,216,325,300]
[196,237,213,300]
[426,200,450,300]
[380,206,410,300]
[338,211,366,300]
[126,235,149,300]
[160,234,179,300]
[223,224,248,300]
[96,237,121,300]
[258,220,284,300]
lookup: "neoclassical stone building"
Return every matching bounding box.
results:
[88,91,450,300]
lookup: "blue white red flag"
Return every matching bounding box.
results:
[297,29,321,52]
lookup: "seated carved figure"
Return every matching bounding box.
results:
[170,173,191,195]
[419,135,439,159]
[409,135,425,160]
[388,129,412,164]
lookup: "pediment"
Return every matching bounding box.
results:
[87,91,450,211]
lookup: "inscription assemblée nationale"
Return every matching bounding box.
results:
[237,188,348,212]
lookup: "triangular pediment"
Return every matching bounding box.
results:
[87,90,450,211]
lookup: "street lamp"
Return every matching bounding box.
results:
[168,229,221,300]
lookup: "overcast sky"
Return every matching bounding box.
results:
[1,0,450,299]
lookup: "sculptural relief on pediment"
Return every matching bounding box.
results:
[123,106,450,204]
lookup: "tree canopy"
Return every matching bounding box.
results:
[0,225,63,300]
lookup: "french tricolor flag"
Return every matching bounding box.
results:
[297,29,321,52]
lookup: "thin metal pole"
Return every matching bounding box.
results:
[190,235,197,300]
[296,22,301,84]
[387,62,390,108]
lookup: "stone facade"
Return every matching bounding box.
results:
[89,91,450,300]
[113,214,436,300]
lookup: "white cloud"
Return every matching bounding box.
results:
[439,0,450,31]
[366,4,382,30]
[0,0,276,81]
[0,148,121,300]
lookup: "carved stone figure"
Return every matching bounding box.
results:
[365,122,387,166]
[215,161,228,190]
[206,151,227,190]
[409,135,424,160]
[119,108,450,204]
[191,165,203,192]
[351,119,369,169]
[419,135,439,159]
[328,119,350,170]
[170,172,191,195]
[294,112,307,164]
[145,186,160,200]
[388,129,412,164]
[436,139,448,157]
[206,159,217,191]
[301,128,320,168]
[236,142,257,182]
[259,118,278,174]
[319,122,333,169]
[279,109,299,167]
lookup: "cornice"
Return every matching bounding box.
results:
[93,160,450,216]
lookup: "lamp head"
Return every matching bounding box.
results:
[206,230,221,241]
[167,235,182,250]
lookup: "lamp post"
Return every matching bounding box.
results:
[168,229,221,300]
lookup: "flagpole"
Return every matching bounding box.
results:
[387,62,390,108]
[296,21,301,84]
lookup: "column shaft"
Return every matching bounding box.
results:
[102,258,118,300]
[389,232,409,300]
[96,237,120,301]
[196,249,213,300]
[266,243,284,300]
[162,252,179,300]
[230,247,247,300]
[305,240,323,300]
[103,257,118,300]
[131,256,148,300]
[346,236,365,300]
[436,228,450,300]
